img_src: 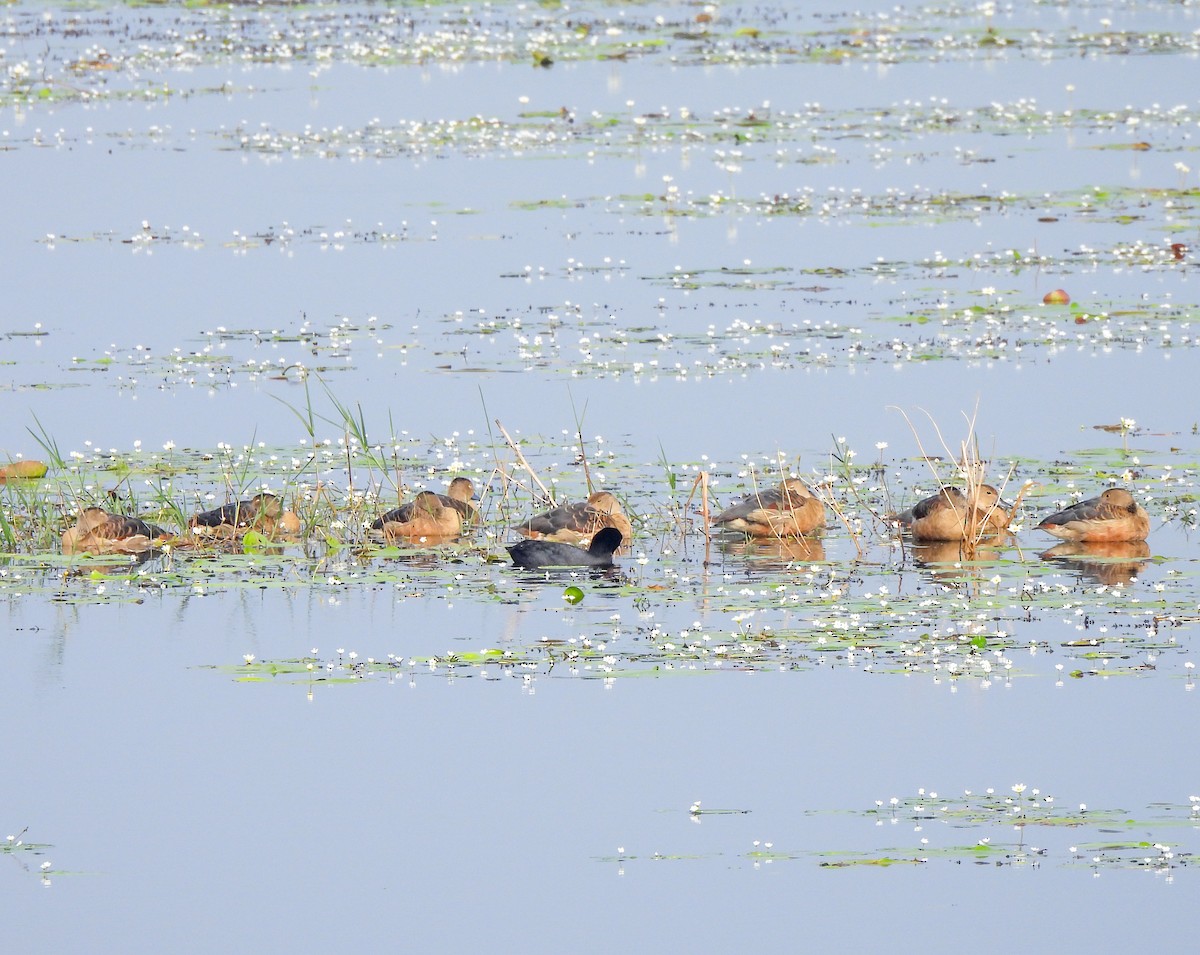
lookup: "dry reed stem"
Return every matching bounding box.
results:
[683,471,712,563]
[489,462,527,528]
[820,445,872,553]
[1008,480,1034,515]
[494,418,553,503]
[889,403,1020,545]
[576,430,594,496]
[817,482,863,558]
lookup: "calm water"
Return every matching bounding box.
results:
[3,1,1199,951]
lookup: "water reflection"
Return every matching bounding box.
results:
[61,550,164,578]
[1039,541,1152,587]
[717,535,826,570]
[908,537,1013,585]
[375,541,467,567]
[508,566,627,589]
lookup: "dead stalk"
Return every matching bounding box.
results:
[494,418,553,503]
[819,484,864,559]
[889,402,1026,546]
[577,429,594,496]
[684,470,712,564]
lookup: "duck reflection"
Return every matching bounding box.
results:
[1038,541,1151,587]
[62,549,165,578]
[718,535,825,569]
[376,542,464,568]
[908,537,1012,585]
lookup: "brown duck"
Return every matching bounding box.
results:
[1036,488,1149,542]
[62,507,169,555]
[190,493,299,538]
[373,477,479,528]
[377,491,464,540]
[895,484,1009,541]
[712,478,824,538]
[512,491,633,545]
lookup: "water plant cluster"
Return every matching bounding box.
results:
[6,0,1196,411]
[11,271,1196,407]
[5,0,1200,112]
[1,829,57,887]
[605,787,1200,875]
[205,98,1200,165]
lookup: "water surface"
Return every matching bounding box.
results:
[2,1,1199,951]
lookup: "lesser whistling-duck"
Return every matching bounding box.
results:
[62,507,169,555]
[377,491,464,540]
[374,477,479,528]
[191,492,299,538]
[712,477,825,538]
[512,491,632,544]
[895,484,1009,541]
[1035,488,1149,542]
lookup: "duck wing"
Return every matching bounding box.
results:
[1037,495,1103,529]
[713,486,784,525]
[513,500,590,536]
[194,499,255,528]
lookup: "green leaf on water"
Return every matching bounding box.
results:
[563,585,584,605]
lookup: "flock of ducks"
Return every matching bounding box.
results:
[899,484,1150,544]
[57,474,1153,570]
[61,493,301,556]
[712,478,1150,547]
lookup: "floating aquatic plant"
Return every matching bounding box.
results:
[1,828,59,887]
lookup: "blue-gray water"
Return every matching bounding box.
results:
[2,1,1199,951]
